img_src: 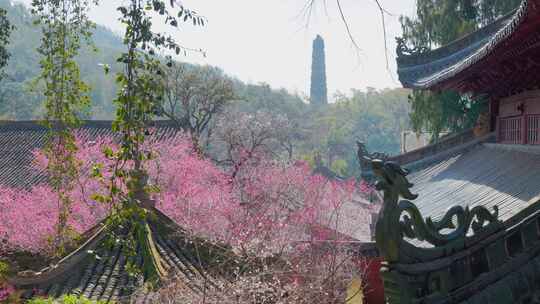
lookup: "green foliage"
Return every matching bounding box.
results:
[330,159,348,177]
[27,294,108,304]
[0,0,122,119]
[0,261,8,280]
[299,88,410,177]
[409,90,487,140]
[310,34,327,105]
[31,0,97,255]
[300,152,317,168]
[99,0,204,283]
[160,63,236,152]
[400,0,521,49]
[400,0,520,139]
[0,5,12,80]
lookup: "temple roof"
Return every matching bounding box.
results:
[9,208,235,303]
[0,121,237,302]
[0,120,180,188]
[397,0,540,96]
[397,135,540,247]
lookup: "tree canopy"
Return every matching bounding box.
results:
[0,4,11,80]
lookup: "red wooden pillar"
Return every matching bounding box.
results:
[522,114,527,144]
[495,116,501,143]
[489,98,499,133]
[363,258,385,304]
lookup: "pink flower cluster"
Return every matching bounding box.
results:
[0,282,14,301]
[0,134,113,253]
[0,131,375,256]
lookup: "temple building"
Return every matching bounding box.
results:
[360,0,540,303]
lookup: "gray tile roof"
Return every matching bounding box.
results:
[403,143,540,246]
[396,0,537,90]
[0,121,236,302]
[0,120,180,188]
[10,208,236,303]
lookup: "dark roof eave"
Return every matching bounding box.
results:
[396,0,535,91]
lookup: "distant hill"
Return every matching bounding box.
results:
[0,0,309,120]
[1,0,124,119]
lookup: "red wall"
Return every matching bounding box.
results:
[362,258,385,304]
[497,90,540,144]
[499,90,540,118]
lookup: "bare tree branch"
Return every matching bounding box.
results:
[372,0,394,74]
[302,0,394,74]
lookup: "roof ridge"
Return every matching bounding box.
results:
[8,223,108,287]
[396,0,540,92]
[0,120,181,132]
[8,208,235,302]
[397,0,526,67]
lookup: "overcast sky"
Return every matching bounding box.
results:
[14,0,416,101]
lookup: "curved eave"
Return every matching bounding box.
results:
[397,0,540,92]
[8,208,236,303]
[8,224,108,287]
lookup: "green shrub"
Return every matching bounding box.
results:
[27,295,108,304]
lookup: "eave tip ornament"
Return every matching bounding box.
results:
[366,157,501,262]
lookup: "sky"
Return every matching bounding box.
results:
[15,0,416,101]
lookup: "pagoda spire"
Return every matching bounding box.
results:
[310,34,328,106]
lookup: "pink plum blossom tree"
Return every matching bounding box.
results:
[0,130,376,303]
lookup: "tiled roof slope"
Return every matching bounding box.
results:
[9,208,236,303]
[403,143,540,247]
[0,120,180,188]
[396,0,540,90]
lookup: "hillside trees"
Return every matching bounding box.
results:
[0,4,11,80]
[213,110,298,181]
[300,88,410,177]
[160,63,236,153]
[0,1,14,120]
[0,0,123,119]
